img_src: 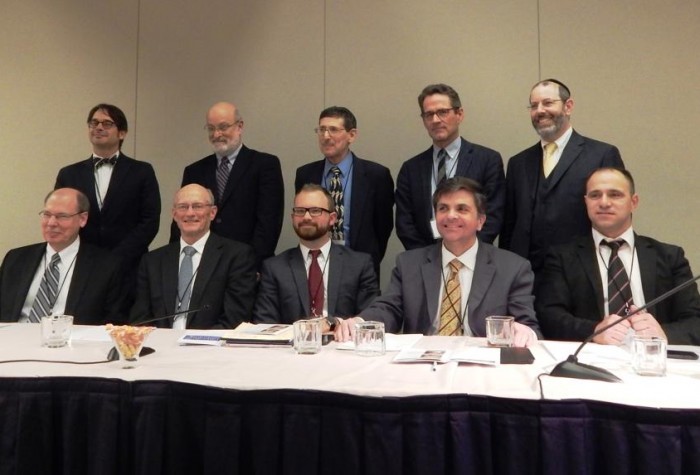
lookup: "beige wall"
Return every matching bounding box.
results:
[2,0,699,288]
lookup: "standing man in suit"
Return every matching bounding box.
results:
[500,79,624,276]
[171,102,284,268]
[537,168,700,345]
[395,83,505,250]
[334,177,540,347]
[253,184,379,325]
[0,188,126,324]
[55,103,161,280]
[295,106,394,278]
[131,184,257,329]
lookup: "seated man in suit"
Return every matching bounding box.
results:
[0,188,126,324]
[131,184,257,329]
[537,167,700,344]
[334,177,540,347]
[253,184,379,325]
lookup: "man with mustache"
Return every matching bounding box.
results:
[253,184,379,325]
[396,83,505,250]
[500,79,624,279]
[171,102,284,268]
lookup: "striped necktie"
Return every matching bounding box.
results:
[601,240,633,316]
[438,259,464,336]
[329,167,344,241]
[29,253,61,322]
[216,156,231,201]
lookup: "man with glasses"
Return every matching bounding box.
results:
[55,103,161,285]
[536,168,700,344]
[131,184,256,329]
[253,184,378,325]
[295,106,394,279]
[0,188,126,324]
[171,102,284,268]
[396,83,505,250]
[500,79,624,278]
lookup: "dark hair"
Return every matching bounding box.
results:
[87,103,128,148]
[319,106,357,130]
[45,188,90,213]
[432,177,487,215]
[297,183,335,210]
[586,167,635,194]
[531,79,571,102]
[418,84,462,111]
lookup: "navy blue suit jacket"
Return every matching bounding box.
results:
[294,154,394,276]
[395,137,505,249]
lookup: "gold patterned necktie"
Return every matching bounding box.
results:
[542,142,558,178]
[438,259,464,336]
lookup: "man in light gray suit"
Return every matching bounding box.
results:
[253,184,379,325]
[334,177,541,347]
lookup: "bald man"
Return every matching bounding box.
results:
[133,184,257,329]
[0,188,127,324]
[170,102,284,267]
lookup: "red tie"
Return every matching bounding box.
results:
[308,250,324,316]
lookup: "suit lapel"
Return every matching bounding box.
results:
[467,244,496,336]
[101,155,131,213]
[220,146,251,206]
[161,243,181,319]
[289,247,311,316]
[522,145,542,202]
[64,246,91,312]
[12,245,46,318]
[635,235,657,303]
[349,156,367,248]
[188,236,222,322]
[576,236,606,316]
[78,158,101,214]
[418,148,434,218]
[455,138,474,177]
[421,245,442,331]
[546,131,584,191]
[326,244,343,315]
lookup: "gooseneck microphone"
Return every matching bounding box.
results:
[549,274,700,382]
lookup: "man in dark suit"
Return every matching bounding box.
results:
[537,168,700,345]
[253,184,379,325]
[170,102,284,268]
[295,106,394,278]
[396,84,505,249]
[55,103,161,277]
[0,188,125,324]
[131,184,257,329]
[500,79,624,275]
[334,177,540,347]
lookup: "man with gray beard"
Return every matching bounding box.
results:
[500,79,624,278]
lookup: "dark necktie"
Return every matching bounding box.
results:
[308,250,324,316]
[436,148,447,184]
[328,167,344,241]
[216,157,231,201]
[601,240,633,316]
[30,253,61,323]
[177,246,197,312]
[94,155,118,169]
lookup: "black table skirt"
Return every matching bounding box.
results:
[1,377,699,475]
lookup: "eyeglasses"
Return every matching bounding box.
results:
[174,203,215,212]
[87,119,116,129]
[420,108,458,121]
[314,126,347,137]
[527,99,562,111]
[39,211,84,222]
[292,207,332,217]
[205,121,240,134]
[584,190,627,201]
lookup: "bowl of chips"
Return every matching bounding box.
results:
[106,324,156,368]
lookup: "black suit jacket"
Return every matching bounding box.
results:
[0,242,126,324]
[171,145,285,267]
[253,244,379,324]
[536,234,700,344]
[395,137,505,249]
[55,154,161,271]
[500,130,623,272]
[130,233,257,329]
[294,154,394,276]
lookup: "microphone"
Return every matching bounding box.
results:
[106,305,210,361]
[549,274,700,382]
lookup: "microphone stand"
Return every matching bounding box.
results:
[549,274,700,382]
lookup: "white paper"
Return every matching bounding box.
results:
[336,333,423,352]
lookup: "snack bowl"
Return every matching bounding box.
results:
[106,324,156,368]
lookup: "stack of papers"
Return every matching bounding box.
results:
[221,323,294,346]
[393,347,501,366]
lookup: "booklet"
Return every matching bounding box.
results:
[220,323,294,346]
[393,347,501,366]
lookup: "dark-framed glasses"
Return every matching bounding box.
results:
[420,108,458,121]
[88,119,116,129]
[292,207,331,217]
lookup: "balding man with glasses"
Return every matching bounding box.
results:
[396,83,505,251]
[0,188,127,324]
[171,102,284,268]
[295,106,394,279]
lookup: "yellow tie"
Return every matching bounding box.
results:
[438,259,464,336]
[542,142,558,178]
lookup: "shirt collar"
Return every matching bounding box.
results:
[541,126,573,151]
[433,136,462,161]
[299,239,332,261]
[592,226,635,250]
[47,236,80,262]
[441,239,478,271]
[217,143,243,162]
[180,231,210,255]
[324,151,354,176]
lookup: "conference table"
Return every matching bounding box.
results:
[1,323,700,475]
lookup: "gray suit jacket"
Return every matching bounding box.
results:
[360,242,541,336]
[253,244,379,324]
